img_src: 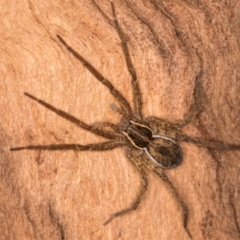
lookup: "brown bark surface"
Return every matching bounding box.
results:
[1,0,240,239]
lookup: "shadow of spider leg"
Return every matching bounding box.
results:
[103,148,148,225]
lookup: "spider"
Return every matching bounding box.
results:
[11,3,240,239]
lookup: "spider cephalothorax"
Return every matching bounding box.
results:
[120,120,183,169]
[10,3,240,239]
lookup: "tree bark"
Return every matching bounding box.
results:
[1,0,240,239]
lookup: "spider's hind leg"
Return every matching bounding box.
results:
[103,148,148,225]
[153,169,192,239]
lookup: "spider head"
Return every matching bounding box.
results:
[145,136,183,169]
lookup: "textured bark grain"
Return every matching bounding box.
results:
[2,0,240,240]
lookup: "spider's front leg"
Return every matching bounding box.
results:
[153,168,192,239]
[111,2,143,118]
[22,92,119,140]
[10,141,125,152]
[91,121,123,135]
[103,148,148,225]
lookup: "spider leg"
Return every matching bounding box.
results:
[10,141,125,151]
[177,133,240,150]
[103,149,148,225]
[175,69,204,128]
[109,103,137,123]
[92,121,123,135]
[24,92,119,140]
[153,169,192,239]
[145,116,180,130]
[111,3,143,118]
[146,70,204,130]
[56,35,132,117]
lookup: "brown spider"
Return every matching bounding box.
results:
[10,3,240,239]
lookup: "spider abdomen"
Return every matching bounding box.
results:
[148,139,183,169]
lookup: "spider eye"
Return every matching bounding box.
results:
[148,139,183,169]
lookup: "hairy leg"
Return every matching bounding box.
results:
[146,70,204,130]
[103,148,148,225]
[24,92,119,140]
[153,168,192,239]
[57,35,132,117]
[145,116,180,129]
[111,3,143,118]
[175,69,204,128]
[91,121,123,135]
[177,133,240,150]
[10,141,125,151]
